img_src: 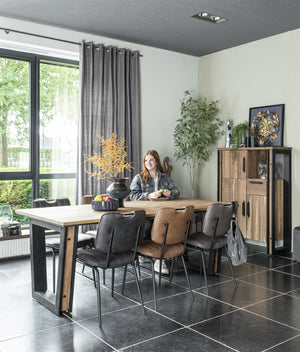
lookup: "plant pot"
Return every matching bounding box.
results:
[106,177,131,207]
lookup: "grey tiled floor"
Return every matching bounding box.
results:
[1,247,300,351]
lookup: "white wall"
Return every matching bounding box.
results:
[0,16,198,197]
[198,29,300,233]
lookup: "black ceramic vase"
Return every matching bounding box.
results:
[106,177,131,207]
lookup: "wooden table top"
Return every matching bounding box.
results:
[16,198,216,227]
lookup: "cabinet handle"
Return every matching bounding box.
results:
[247,201,250,217]
[249,181,263,184]
[242,157,245,173]
[242,201,245,216]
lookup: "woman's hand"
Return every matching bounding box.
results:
[163,189,171,197]
[147,191,162,199]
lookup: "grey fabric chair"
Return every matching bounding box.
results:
[32,198,95,293]
[77,210,146,327]
[187,203,237,294]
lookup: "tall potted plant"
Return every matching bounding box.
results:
[173,90,223,197]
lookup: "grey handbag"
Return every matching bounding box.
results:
[227,219,247,266]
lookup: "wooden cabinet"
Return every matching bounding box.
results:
[218,147,291,254]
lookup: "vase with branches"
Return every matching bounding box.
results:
[84,133,134,206]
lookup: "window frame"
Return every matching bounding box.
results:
[0,48,79,201]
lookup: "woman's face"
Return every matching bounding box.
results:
[144,154,157,172]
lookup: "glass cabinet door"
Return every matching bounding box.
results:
[271,149,291,253]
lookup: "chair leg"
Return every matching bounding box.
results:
[181,255,194,300]
[158,259,163,286]
[51,249,56,293]
[150,259,157,311]
[111,268,115,297]
[121,265,128,295]
[81,263,86,274]
[132,263,145,314]
[102,269,106,286]
[94,268,102,328]
[93,269,96,288]
[200,250,209,295]
[169,258,175,283]
[225,247,237,287]
[136,257,142,278]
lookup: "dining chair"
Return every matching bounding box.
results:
[186,202,237,295]
[32,198,95,293]
[137,206,194,311]
[76,210,146,327]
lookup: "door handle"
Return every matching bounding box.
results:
[242,157,245,173]
[249,181,263,184]
[242,201,245,216]
[247,201,250,217]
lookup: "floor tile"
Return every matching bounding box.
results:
[192,310,299,352]
[196,279,278,308]
[240,270,300,293]
[0,299,71,341]
[122,328,235,351]
[246,294,300,329]
[246,253,294,269]
[79,305,181,350]
[170,267,231,290]
[218,261,268,279]
[70,279,139,321]
[115,275,188,303]
[145,291,237,326]
[274,262,300,277]
[0,323,113,352]
[266,334,300,351]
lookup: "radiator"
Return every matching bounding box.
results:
[0,238,30,258]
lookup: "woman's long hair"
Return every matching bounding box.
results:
[140,150,164,184]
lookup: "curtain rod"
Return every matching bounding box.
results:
[0,27,143,56]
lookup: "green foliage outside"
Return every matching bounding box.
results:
[0,180,50,224]
[0,57,79,169]
[174,90,224,198]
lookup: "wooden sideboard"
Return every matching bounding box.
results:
[218,147,292,254]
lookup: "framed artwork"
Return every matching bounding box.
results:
[249,104,284,147]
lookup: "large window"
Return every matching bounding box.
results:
[0,49,79,225]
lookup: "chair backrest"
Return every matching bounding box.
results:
[82,195,94,204]
[32,198,71,208]
[151,206,194,245]
[95,210,146,253]
[202,203,233,238]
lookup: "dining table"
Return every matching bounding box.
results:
[16,198,216,315]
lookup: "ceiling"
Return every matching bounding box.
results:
[0,0,299,56]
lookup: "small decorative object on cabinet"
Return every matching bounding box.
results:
[218,147,292,254]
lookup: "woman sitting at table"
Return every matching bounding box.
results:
[130,150,180,201]
[129,150,180,275]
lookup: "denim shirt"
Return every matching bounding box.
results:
[129,170,180,201]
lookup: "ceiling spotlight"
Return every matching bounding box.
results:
[192,11,227,24]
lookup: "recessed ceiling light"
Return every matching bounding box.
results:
[192,11,227,24]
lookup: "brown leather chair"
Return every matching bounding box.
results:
[187,202,237,294]
[137,206,194,310]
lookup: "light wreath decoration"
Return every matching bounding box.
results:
[251,109,280,145]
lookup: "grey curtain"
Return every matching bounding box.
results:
[77,42,141,203]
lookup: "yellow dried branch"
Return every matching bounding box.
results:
[84,133,134,179]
